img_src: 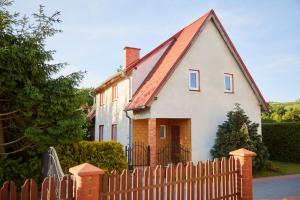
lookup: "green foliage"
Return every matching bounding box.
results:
[262,122,300,162]
[55,141,127,174]
[0,1,86,153]
[210,104,269,171]
[0,152,42,186]
[262,101,300,123]
[76,88,94,110]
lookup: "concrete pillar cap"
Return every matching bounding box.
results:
[229,148,256,157]
[69,163,105,176]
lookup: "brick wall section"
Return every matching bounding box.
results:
[69,163,104,200]
[133,118,192,163]
[148,118,157,167]
[132,119,148,144]
[230,148,256,200]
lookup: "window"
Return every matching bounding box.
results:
[189,70,200,91]
[99,92,104,106]
[224,73,234,93]
[160,125,166,139]
[112,85,118,101]
[111,124,117,141]
[99,125,104,141]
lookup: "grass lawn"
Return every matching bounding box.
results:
[254,161,300,178]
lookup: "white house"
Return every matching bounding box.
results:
[93,10,268,166]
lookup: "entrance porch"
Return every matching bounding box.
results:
[132,118,191,167]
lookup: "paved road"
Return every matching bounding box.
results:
[254,174,300,200]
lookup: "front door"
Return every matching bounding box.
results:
[171,126,180,163]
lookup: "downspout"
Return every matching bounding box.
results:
[125,110,132,147]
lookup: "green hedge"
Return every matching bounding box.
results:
[55,141,127,174]
[262,123,300,162]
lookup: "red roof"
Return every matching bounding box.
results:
[126,10,268,111]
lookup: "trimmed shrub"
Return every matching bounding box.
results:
[55,141,127,173]
[262,122,300,162]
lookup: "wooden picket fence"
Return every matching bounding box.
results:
[100,156,240,200]
[0,157,241,200]
[0,176,74,200]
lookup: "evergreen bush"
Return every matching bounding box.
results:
[210,104,269,171]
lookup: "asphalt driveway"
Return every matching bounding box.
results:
[254,174,300,200]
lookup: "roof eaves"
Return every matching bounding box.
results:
[94,71,124,93]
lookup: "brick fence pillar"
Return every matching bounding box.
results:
[148,118,157,167]
[69,163,104,200]
[230,148,256,200]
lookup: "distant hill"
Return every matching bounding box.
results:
[262,100,300,123]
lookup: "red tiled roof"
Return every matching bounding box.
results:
[126,10,268,111]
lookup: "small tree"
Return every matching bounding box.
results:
[210,104,269,171]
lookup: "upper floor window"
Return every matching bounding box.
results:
[99,125,104,141]
[99,92,104,106]
[159,125,166,139]
[111,124,117,141]
[189,69,200,91]
[224,73,234,93]
[112,84,118,101]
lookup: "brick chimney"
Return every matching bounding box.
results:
[124,47,140,70]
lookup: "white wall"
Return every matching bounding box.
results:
[131,41,172,95]
[147,19,262,161]
[95,78,130,147]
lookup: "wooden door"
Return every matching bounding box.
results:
[171,126,180,163]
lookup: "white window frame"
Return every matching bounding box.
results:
[160,125,167,139]
[224,73,234,93]
[189,70,200,91]
[99,125,104,141]
[111,124,117,141]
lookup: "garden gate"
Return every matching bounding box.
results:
[125,142,150,169]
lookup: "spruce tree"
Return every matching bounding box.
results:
[210,104,269,171]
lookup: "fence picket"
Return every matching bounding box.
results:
[21,179,30,200]
[175,163,181,200]
[115,172,120,200]
[125,170,131,200]
[186,162,191,200]
[221,158,226,198]
[166,165,171,200]
[109,172,116,200]
[29,179,37,200]
[137,169,143,200]
[66,175,74,200]
[9,181,17,200]
[205,161,210,200]
[171,165,175,200]
[159,166,164,200]
[148,167,154,200]
[196,161,203,200]
[190,163,195,200]
[144,167,149,200]
[132,169,138,200]
[59,176,67,199]
[0,181,9,200]
[232,157,237,200]
[229,156,234,199]
[213,158,220,199]
[102,174,109,200]
[120,170,126,200]
[226,157,230,198]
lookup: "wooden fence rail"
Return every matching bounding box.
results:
[99,157,240,200]
[0,176,74,200]
[0,148,256,200]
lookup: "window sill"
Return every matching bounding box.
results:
[189,88,200,91]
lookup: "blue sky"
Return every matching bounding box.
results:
[10,0,300,102]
